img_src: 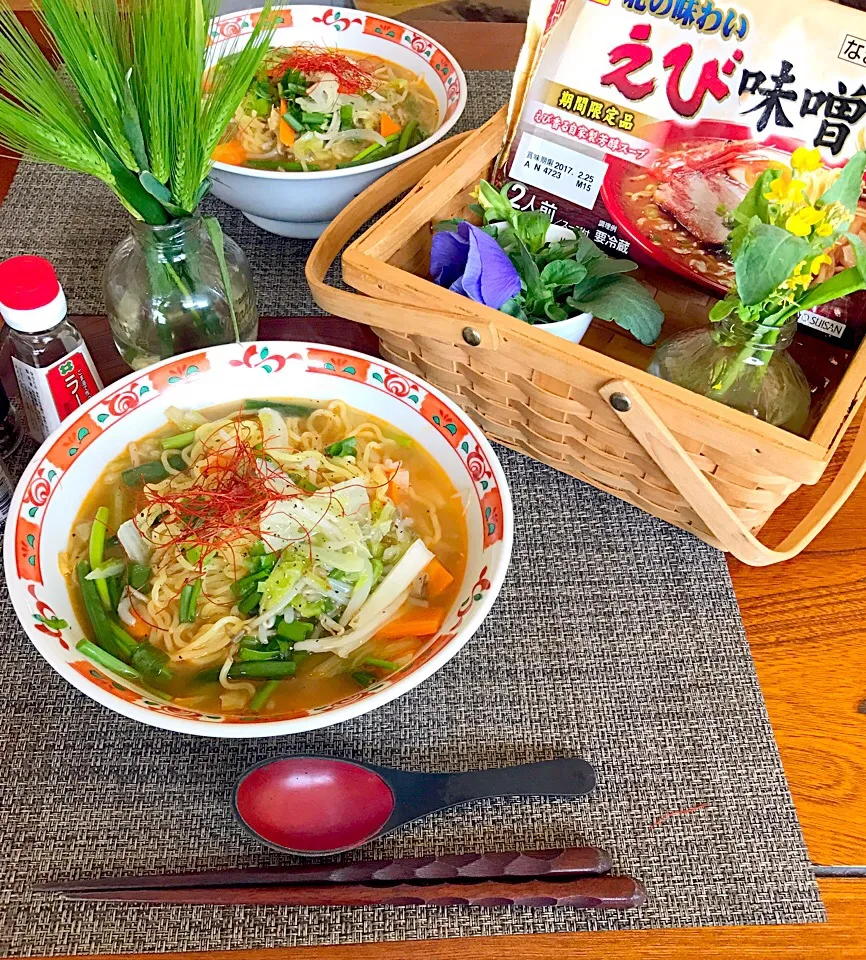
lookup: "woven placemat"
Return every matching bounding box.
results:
[0,438,824,956]
[0,70,824,954]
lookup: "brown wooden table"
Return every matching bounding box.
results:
[3,14,866,960]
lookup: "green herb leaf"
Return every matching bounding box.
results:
[477,179,514,223]
[540,259,587,288]
[514,210,551,254]
[708,296,738,322]
[568,276,663,345]
[733,223,810,306]
[796,266,866,313]
[499,295,527,321]
[733,168,779,226]
[820,151,866,211]
[325,436,358,458]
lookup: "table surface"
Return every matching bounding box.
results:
[4,13,866,960]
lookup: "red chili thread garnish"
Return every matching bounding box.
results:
[270,43,378,94]
[132,413,390,612]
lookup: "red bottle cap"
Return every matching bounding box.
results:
[0,256,66,332]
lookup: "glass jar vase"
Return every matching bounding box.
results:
[104,216,258,370]
[648,315,811,433]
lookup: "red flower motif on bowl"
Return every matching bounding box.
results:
[24,472,51,507]
[466,448,490,482]
[107,387,140,416]
[229,345,287,373]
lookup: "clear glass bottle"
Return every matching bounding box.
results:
[104,216,258,370]
[649,315,811,434]
[0,256,103,442]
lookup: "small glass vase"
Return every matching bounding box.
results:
[104,216,258,370]
[648,315,811,433]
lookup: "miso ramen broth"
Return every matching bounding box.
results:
[65,399,467,719]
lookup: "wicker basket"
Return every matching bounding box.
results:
[307,109,866,566]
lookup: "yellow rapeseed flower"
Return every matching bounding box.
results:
[810,253,833,275]
[791,147,822,172]
[764,176,806,205]
[816,222,833,237]
[785,206,823,236]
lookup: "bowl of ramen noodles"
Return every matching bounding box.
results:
[4,342,512,737]
[205,6,467,238]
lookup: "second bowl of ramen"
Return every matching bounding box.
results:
[206,6,467,237]
[4,343,512,737]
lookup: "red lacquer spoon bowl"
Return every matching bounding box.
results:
[234,755,597,856]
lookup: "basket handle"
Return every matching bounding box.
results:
[306,131,500,350]
[600,378,866,566]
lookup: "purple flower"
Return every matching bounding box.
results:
[430,222,521,310]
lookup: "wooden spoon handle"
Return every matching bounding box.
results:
[66,876,647,909]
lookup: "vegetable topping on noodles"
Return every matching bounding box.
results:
[209,44,440,172]
[65,399,465,717]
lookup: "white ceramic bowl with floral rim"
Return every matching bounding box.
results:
[3,343,512,738]
[206,6,467,238]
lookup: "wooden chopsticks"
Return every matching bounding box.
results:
[37,846,646,910]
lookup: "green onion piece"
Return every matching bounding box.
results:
[336,142,399,169]
[398,119,417,154]
[276,619,314,642]
[243,400,316,417]
[244,159,319,172]
[237,646,281,662]
[232,569,270,597]
[194,667,222,685]
[161,430,196,450]
[252,97,270,117]
[179,579,202,623]
[128,563,151,592]
[249,540,267,557]
[76,639,140,681]
[76,561,124,657]
[228,660,297,679]
[89,507,111,608]
[249,679,280,713]
[108,620,138,660]
[347,140,383,163]
[284,111,305,133]
[237,590,261,615]
[340,104,353,129]
[363,657,400,671]
[301,110,328,126]
[352,670,377,688]
[107,573,124,612]
[130,640,173,682]
[185,545,202,565]
[121,455,185,486]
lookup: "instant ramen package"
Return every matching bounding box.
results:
[499,0,866,347]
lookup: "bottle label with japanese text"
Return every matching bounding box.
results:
[12,348,102,442]
[500,0,866,345]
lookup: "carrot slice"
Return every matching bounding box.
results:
[425,557,454,597]
[211,140,247,166]
[379,113,401,138]
[375,606,445,640]
[125,605,152,640]
[279,99,295,147]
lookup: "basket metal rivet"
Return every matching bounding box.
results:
[462,327,482,347]
[609,393,631,413]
